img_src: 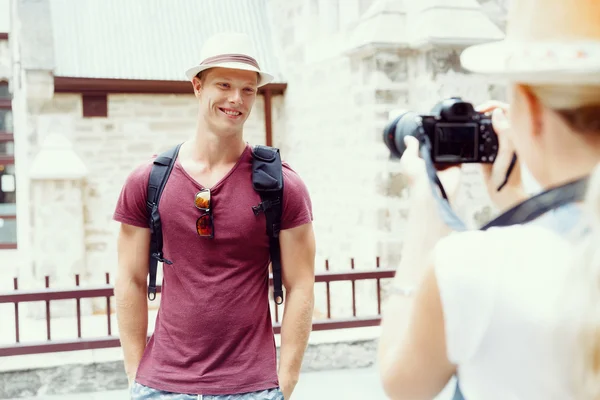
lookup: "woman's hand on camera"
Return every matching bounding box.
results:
[476,101,528,211]
[400,135,462,203]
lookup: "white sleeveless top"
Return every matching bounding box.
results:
[433,206,583,399]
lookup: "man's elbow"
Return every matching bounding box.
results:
[286,280,314,300]
[114,270,146,303]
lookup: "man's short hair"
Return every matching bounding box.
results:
[194,69,260,86]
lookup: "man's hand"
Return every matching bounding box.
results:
[278,373,298,399]
[114,223,150,394]
[277,222,315,400]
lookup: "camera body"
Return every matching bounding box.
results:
[383,97,498,164]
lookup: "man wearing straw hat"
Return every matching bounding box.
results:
[377,0,600,399]
[113,32,315,400]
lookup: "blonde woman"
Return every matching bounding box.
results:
[377,0,600,399]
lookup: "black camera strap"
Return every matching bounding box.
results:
[419,135,589,230]
[419,136,468,231]
[480,176,588,229]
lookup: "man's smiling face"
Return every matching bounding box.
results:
[193,67,259,136]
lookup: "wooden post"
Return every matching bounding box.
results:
[263,87,273,147]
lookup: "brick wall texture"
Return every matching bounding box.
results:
[32,93,270,284]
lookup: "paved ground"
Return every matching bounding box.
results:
[8,367,458,400]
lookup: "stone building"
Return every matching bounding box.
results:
[0,0,505,317]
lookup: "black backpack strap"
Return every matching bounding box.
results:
[251,145,284,304]
[145,143,182,300]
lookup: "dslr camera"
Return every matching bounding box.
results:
[383,97,498,164]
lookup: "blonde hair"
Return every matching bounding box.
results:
[532,84,600,399]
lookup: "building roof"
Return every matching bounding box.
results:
[49,0,284,82]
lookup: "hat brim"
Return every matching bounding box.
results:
[460,39,600,85]
[185,62,275,87]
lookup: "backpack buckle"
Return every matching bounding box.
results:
[252,199,281,216]
[151,252,173,265]
[252,203,265,216]
[273,289,284,305]
[147,286,157,301]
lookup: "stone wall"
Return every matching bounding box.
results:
[0,339,378,399]
[17,92,271,299]
[268,1,381,272]
[267,0,506,318]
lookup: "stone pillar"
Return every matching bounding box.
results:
[8,0,57,291]
[29,118,90,317]
[345,0,505,269]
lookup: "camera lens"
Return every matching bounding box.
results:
[382,111,420,159]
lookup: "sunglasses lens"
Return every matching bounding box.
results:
[196,213,213,237]
[195,190,210,209]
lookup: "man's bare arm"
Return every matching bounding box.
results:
[277,222,316,399]
[114,223,151,385]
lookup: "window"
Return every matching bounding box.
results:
[0,81,16,249]
[82,94,108,118]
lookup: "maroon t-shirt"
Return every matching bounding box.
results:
[113,144,313,395]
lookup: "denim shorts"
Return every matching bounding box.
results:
[130,381,285,400]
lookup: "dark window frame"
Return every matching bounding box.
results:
[82,93,108,118]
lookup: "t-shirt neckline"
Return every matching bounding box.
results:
[174,143,251,191]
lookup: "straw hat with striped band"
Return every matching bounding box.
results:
[460,0,600,86]
[185,32,274,87]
